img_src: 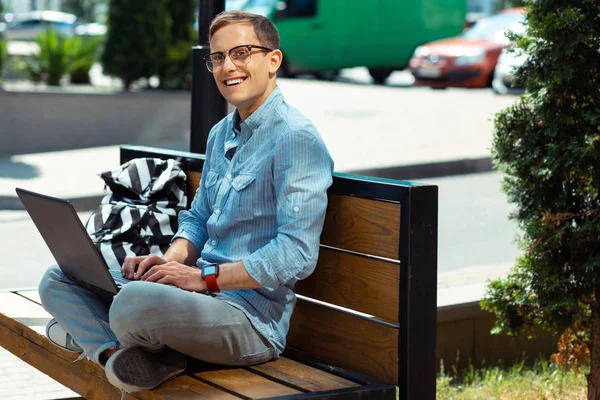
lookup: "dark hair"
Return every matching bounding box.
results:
[209,10,280,49]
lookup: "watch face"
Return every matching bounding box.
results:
[203,265,217,276]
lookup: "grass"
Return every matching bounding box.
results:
[435,358,588,400]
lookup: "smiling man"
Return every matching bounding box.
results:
[37,10,334,394]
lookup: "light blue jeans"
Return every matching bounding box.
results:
[38,265,275,366]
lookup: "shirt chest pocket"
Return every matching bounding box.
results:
[226,173,256,221]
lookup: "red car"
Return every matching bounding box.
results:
[409,8,526,89]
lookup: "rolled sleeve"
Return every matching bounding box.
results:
[242,129,333,290]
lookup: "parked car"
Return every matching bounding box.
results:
[492,47,528,94]
[3,10,76,41]
[409,8,526,89]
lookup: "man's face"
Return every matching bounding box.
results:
[209,23,281,120]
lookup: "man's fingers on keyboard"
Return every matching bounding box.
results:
[122,256,145,279]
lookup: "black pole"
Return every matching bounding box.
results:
[190,0,227,154]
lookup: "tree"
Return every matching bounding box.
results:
[481,0,600,398]
[159,0,197,90]
[101,0,170,91]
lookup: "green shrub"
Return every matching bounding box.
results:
[17,30,72,85]
[481,0,600,396]
[68,35,102,84]
[15,31,102,86]
[101,0,170,90]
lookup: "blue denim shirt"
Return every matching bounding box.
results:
[173,87,334,355]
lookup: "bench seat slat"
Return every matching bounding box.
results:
[287,299,399,386]
[321,194,400,260]
[153,376,241,400]
[193,369,302,398]
[247,356,359,392]
[295,247,400,323]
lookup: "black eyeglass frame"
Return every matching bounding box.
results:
[203,44,274,72]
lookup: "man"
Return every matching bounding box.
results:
[38,10,333,393]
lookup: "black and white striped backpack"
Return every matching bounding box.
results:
[85,158,187,270]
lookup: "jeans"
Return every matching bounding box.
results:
[38,265,275,366]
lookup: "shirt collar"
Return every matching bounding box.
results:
[240,86,283,132]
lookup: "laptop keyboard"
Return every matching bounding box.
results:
[109,269,133,286]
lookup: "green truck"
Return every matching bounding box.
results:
[242,0,467,83]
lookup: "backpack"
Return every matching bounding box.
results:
[85,157,187,270]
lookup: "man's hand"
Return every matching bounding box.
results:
[122,254,168,280]
[140,262,205,292]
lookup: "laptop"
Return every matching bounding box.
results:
[16,187,132,302]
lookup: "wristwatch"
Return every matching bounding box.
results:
[201,263,220,293]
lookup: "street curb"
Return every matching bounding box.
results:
[348,157,494,180]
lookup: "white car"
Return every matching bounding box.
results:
[3,10,76,41]
[492,47,528,94]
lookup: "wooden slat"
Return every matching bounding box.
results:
[321,194,400,260]
[194,368,302,399]
[247,356,359,392]
[187,171,202,200]
[148,376,241,400]
[287,300,399,386]
[294,248,400,322]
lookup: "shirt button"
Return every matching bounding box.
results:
[226,174,232,180]
[211,240,217,246]
[294,207,300,212]
[215,209,221,215]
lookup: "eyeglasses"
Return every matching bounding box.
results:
[203,44,274,73]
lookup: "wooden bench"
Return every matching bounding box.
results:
[0,144,439,400]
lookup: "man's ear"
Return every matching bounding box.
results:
[269,49,283,74]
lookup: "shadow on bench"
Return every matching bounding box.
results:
[0,145,438,400]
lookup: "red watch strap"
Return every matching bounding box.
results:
[204,274,220,293]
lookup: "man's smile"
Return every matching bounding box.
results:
[224,77,247,86]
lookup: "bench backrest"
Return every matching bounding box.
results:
[121,145,438,400]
